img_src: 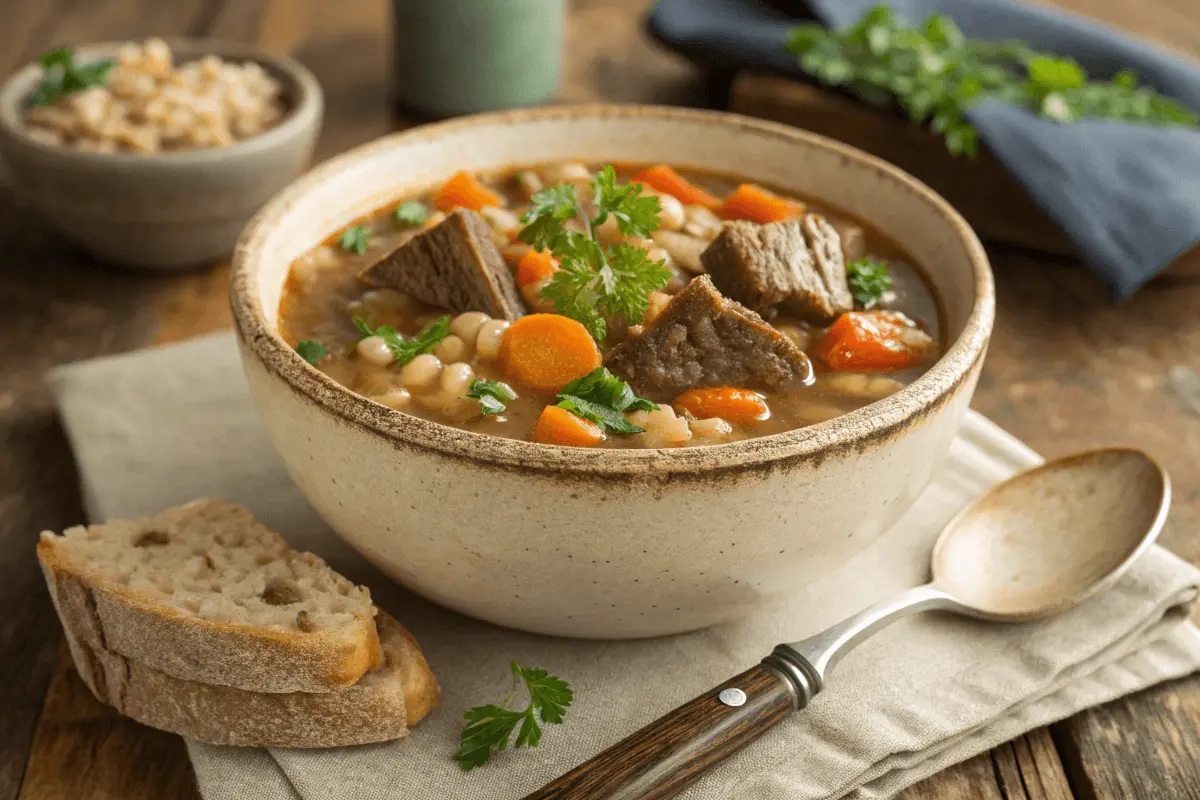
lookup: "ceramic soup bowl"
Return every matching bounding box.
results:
[231,106,993,639]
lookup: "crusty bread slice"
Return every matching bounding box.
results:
[38,500,382,693]
[65,610,439,748]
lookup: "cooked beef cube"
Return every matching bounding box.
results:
[700,214,854,324]
[358,209,524,320]
[606,275,814,401]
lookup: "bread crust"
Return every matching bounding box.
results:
[37,500,382,693]
[60,611,439,748]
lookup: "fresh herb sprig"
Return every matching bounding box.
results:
[787,5,1198,157]
[394,201,428,227]
[555,367,657,434]
[339,225,371,255]
[353,315,450,366]
[454,662,573,771]
[30,47,114,106]
[294,339,328,365]
[847,258,892,308]
[519,166,672,343]
[465,379,517,416]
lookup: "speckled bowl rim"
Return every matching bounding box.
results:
[231,104,994,477]
[0,37,322,163]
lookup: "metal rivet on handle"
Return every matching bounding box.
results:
[718,688,746,707]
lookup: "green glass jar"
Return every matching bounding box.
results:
[391,0,564,118]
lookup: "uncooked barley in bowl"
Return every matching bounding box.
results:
[23,39,286,154]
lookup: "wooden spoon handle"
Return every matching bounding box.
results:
[523,664,796,800]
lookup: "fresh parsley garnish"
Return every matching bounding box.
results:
[519,166,672,343]
[555,367,657,434]
[295,339,328,365]
[787,5,1198,157]
[454,661,573,771]
[353,315,450,366]
[30,47,114,106]
[395,201,428,227]
[847,258,892,308]
[464,379,517,416]
[339,225,371,255]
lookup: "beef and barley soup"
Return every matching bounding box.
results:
[279,162,941,449]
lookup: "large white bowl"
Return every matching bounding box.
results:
[231,105,993,639]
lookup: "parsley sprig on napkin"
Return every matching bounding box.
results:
[454,662,573,771]
[787,4,1198,156]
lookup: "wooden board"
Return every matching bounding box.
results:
[1,1,1198,800]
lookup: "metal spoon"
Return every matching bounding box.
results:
[525,448,1170,800]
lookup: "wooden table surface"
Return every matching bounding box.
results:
[2,1,1199,798]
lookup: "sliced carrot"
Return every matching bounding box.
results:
[434,171,505,212]
[673,387,769,424]
[531,405,605,447]
[717,183,805,224]
[516,249,560,287]
[498,314,602,393]
[631,164,721,209]
[816,311,935,373]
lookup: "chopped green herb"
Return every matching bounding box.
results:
[339,225,371,255]
[353,315,450,367]
[787,5,1198,157]
[519,166,672,344]
[846,258,892,308]
[30,47,114,106]
[555,367,657,434]
[295,339,328,365]
[464,379,517,416]
[454,662,572,771]
[394,201,428,227]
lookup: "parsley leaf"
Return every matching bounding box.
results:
[555,367,657,434]
[394,201,428,227]
[519,167,671,344]
[295,339,328,365]
[31,47,114,106]
[353,315,450,366]
[454,662,573,771]
[339,225,371,255]
[846,258,892,308]
[464,379,517,415]
[786,4,1198,158]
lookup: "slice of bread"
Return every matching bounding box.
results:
[65,610,439,747]
[38,500,382,693]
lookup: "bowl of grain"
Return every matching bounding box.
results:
[0,38,322,270]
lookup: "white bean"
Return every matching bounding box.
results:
[435,334,468,363]
[683,205,723,240]
[776,323,812,352]
[476,319,511,360]
[371,388,411,409]
[654,192,685,231]
[689,417,733,440]
[451,311,490,342]
[640,406,692,447]
[516,170,544,201]
[543,162,591,183]
[399,353,443,389]
[652,230,707,273]
[355,336,394,367]
[481,205,522,235]
[440,362,476,395]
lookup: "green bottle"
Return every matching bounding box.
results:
[391,0,564,118]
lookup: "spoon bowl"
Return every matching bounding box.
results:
[932,447,1170,621]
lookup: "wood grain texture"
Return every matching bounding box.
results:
[525,665,795,800]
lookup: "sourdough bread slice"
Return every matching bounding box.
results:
[38,500,381,693]
[65,610,439,748]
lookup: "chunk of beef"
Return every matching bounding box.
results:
[358,209,524,320]
[606,275,814,401]
[700,214,853,324]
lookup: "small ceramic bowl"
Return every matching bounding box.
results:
[0,39,322,270]
[231,106,994,639]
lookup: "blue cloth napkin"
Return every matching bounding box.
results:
[647,0,1200,297]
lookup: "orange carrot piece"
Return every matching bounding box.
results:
[434,171,505,212]
[673,387,769,423]
[631,164,721,209]
[499,314,602,393]
[717,183,805,224]
[516,249,560,287]
[531,405,605,447]
[816,311,934,373]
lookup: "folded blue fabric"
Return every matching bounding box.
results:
[647,0,1200,297]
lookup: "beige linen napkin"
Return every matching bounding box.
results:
[48,332,1200,800]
